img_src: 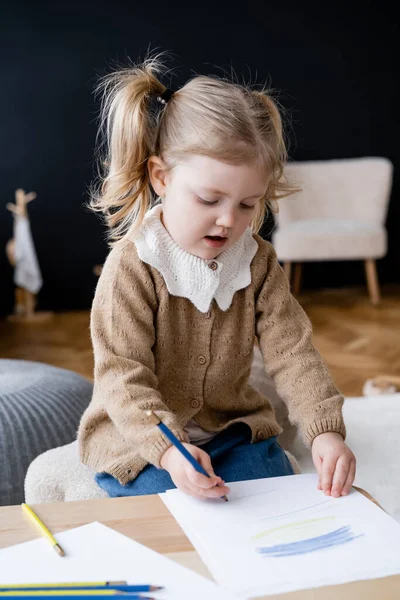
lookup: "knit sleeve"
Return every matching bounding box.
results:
[88,240,187,467]
[255,241,346,447]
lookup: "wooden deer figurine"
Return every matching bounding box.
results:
[5,189,51,322]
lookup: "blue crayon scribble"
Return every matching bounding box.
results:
[257,526,363,557]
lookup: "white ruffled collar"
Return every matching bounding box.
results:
[133,203,258,313]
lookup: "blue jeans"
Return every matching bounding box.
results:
[95,422,294,497]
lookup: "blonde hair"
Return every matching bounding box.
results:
[90,51,297,244]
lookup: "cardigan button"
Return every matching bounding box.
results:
[197,355,207,365]
[191,399,200,409]
[256,430,265,440]
[208,261,218,271]
[205,310,212,319]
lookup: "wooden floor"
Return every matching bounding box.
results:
[1,285,399,397]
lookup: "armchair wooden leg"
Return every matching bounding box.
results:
[293,263,302,295]
[364,259,381,305]
[283,262,292,283]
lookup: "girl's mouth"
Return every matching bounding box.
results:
[204,235,228,248]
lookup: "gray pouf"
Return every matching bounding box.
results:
[0,360,93,506]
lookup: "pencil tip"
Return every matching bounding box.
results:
[222,495,229,502]
[151,586,164,591]
[54,543,65,557]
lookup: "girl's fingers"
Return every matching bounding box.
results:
[197,451,218,478]
[313,455,323,490]
[187,468,221,489]
[341,460,356,496]
[187,450,221,489]
[184,472,230,499]
[189,482,231,499]
[331,455,349,497]
[321,456,338,495]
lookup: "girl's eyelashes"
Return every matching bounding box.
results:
[198,197,218,205]
[197,196,255,210]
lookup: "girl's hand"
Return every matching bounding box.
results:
[311,432,356,498]
[160,443,230,500]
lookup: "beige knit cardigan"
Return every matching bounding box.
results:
[78,235,345,485]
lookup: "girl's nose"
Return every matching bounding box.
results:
[216,209,236,229]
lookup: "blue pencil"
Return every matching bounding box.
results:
[146,410,228,502]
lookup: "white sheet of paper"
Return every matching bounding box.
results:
[0,522,238,600]
[161,474,400,598]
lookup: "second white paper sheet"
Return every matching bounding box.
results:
[160,474,400,598]
[0,522,238,600]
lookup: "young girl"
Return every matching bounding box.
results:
[78,54,356,501]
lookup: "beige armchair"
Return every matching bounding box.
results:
[272,157,393,304]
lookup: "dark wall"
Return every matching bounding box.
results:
[1,1,398,316]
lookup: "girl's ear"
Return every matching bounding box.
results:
[147,156,169,197]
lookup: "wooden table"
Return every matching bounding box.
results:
[1,491,400,599]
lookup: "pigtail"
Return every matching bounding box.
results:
[249,91,299,232]
[90,55,169,244]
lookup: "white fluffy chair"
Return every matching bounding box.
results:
[272,157,393,304]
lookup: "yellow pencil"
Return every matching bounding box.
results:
[21,504,65,557]
[0,592,123,596]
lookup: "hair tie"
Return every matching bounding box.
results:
[156,88,175,105]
